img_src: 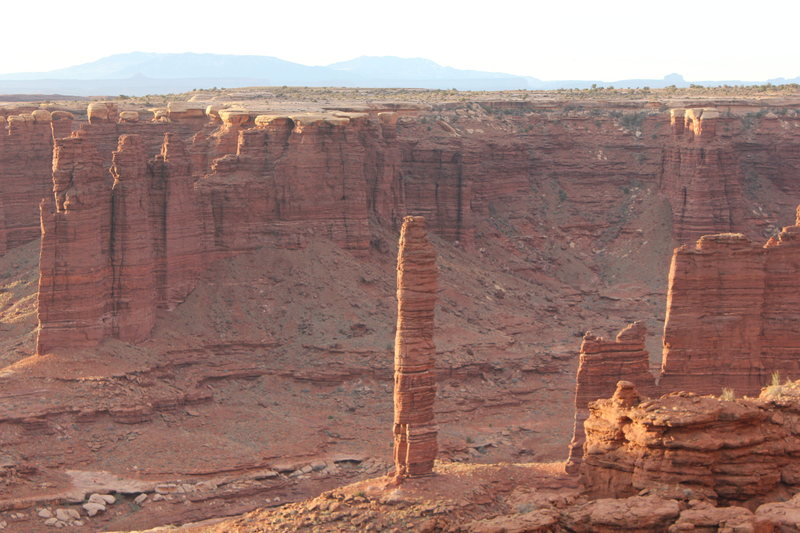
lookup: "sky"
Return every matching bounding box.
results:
[2,0,798,82]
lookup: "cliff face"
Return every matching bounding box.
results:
[26,99,800,363]
[36,132,206,354]
[4,100,800,260]
[0,111,69,252]
[659,233,767,394]
[659,106,800,243]
[195,113,385,253]
[37,133,112,354]
[32,105,547,352]
[659,108,745,243]
[0,102,209,257]
[79,102,209,165]
[153,134,207,309]
[581,380,800,507]
[109,135,159,342]
[661,215,800,395]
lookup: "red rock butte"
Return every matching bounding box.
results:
[566,322,656,472]
[568,206,800,471]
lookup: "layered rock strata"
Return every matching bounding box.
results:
[196,113,406,253]
[661,213,800,395]
[569,208,800,469]
[565,322,656,473]
[31,101,800,357]
[659,108,746,244]
[393,216,438,478]
[8,98,800,259]
[37,133,205,354]
[659,233,767,394]
[151,134,207,308]
[38,133,112,354]
[109,135,158,341]
[0,110,70,252]
[0,102,210,257]
[580,380,800,507]
[75,102,210,175]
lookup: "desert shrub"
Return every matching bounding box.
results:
[719,388,735,401]
[764,371,788,400]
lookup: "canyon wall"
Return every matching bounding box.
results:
[658,105,800,243]
[659,108,744,243]
[196,113,388,253]
[33,104,544,352]
[0,110,69,252]
[660,212,800,395]
[0,102,208,256]
[37,133,112,354]
[8,99,800,260]
[26,99,800,363]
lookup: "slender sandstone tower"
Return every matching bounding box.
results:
[393,216,438,478]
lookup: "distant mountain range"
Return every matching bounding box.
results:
[0,53,796,96]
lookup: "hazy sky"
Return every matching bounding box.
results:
[3,0,798,81]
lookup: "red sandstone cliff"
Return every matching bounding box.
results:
[27,99,800,364]
[659,233,767,394]
[110,135,158,342]
[37,132,207,354]
[0,102,209,258]
[0,110,69,252]
[659,108,746,243]
[661,214,800,395]
[658,106,800,243]
[196,113,399,253]
[6,98,800,261]
[152,134,207,309]
[7,97,800,260]
[37,134,112,354]
[79,102,209,164]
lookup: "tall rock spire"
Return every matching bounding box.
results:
[393,216,438,478]
[110,134,158,341]
[37,134,112,354]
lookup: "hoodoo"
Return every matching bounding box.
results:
[565,322,655,473]
[392,216,438,478]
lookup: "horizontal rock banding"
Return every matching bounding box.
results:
[661,219,800,395]
[565,322,656,473]
[580,380,800,506]
[36,133,206,354]
[568,207,800,471]
[659,108,745,244]
[393,216,438,478]
[37,134,112,355]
